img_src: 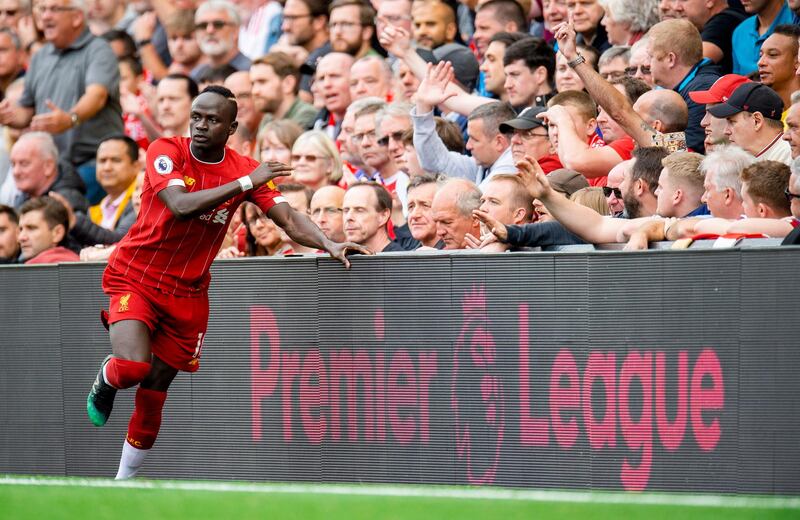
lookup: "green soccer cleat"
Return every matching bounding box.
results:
[87,355,117,427]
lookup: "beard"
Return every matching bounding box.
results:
[198,38,232,58]
[622,191,642,219]
[331,37,362,56]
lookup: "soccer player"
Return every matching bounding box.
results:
[86,85,368,479]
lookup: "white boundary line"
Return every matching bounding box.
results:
[0,476,798,510]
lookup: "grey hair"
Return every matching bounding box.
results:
[16,132,59,163]
[791,156,800,180]
[599,0,660,34]
[791,89,800,105]
[195,0,241,26]
[437,177,481,218]
[599,46,631,68]
[630,35,649,56]
[66,0,88,15]
[0,28,21,50]
[700,145,755,197]
[346,96,386,120]
[375,101,413,132]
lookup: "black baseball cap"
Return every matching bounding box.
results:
[707,82,784,121]
[498,107,548,133]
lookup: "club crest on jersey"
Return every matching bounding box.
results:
[154,155,174,175]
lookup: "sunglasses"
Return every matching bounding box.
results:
[785,188,800,201]
[625,65,651,76]
[602,186,622,198]
[0,9,17,16]
[195,20,232,31]
[291,153,328,163]
[377,131,405,147]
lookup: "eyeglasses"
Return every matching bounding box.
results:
[34,4,77,14]
[311,207,343,217]
[377,131,405,147]
[785,188,800,201]
[602,186,622,198]
[625,65,651,76]
[291,153,328,163]
[195,20,232,31]
[0,9,17,16]
[517,129,548,140]
[351,130,378,144]
[330,21,361,31]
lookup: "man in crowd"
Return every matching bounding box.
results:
[0,27,24,93]
[412,0,458,50]
[699,145,755,220]
[349,56,393,101]
[732,0,796,75]
[328,0,377,59]
[0,203,19,263]
[310,185,346,242]
[312,52,354,138]
[406,174,441,248]
[18,196,79,264]
[472,0,526,56]
[343,181,408,252]
[502,37,556,110]
[10,132,88,213]
[654,151,708,218]
[432,177,482,249]
[479,31,527,101]
[251,52,318,130]
[156,74,198,137]
[0,0,123,205]
[756,25,800,116]
[498,107,561,172]
[709,82,791,164]
[689,73,752,153]
[784,92,800,159]
[191,0,251,80]
[353,102,409,206]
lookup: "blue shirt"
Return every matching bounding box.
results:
[731,2,795,75]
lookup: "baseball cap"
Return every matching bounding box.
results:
[688,74,751,104]
[707,82,784,121]
[432,43,480,92]
[499,107,548,133]
[547,169,589,197]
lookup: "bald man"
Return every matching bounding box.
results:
[313,53,355,138]
[310,185,346,242]
[412,1,458,50]
[431,178,482,249]
[223,71,261,135]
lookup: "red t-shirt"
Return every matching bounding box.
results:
[587,133,609,187]
[538,154,563,173]
[106,137,286,296]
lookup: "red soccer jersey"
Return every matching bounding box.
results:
[106,137,286,296]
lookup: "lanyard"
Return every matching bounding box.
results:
[677,58,711,92]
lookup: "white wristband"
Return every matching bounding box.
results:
[237,175,254,192]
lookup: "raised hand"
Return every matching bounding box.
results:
[416,62,458,112]
[326,241,373,269]
[473,209,508,242]
[250,161,293,187]
[553,12,579,61]
[378,24,412,58]
[516,155,552,201]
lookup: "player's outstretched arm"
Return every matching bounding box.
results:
[267,202,372,268]
[158,161,291,219]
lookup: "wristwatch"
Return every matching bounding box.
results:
[567,54,586,68]
[136,39,152,48]
[69,112,80,128]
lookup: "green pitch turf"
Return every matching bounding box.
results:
[0,476,797,520]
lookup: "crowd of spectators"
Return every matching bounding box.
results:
[0,0,799,265]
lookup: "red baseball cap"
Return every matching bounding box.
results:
[688,74,751,104]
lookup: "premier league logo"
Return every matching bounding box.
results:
[154,155,174,175]
[451,287,505,484]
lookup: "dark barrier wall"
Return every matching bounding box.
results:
[1,249,799,494]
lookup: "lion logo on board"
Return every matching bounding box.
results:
[154,155,173,175]
[118,293,131,313]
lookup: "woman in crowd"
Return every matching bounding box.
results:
[290,130,343,191]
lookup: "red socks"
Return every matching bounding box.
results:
[126,387,167,450]
[105,357,151,389]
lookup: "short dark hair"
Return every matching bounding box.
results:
[773,24,800,56]
[101,29,137,59]
[631,146,670,194]
[200,85,239,121]
[610,75,650,104]
[197,64,238,85]
[19,196,69,244]
[100,135,139,163]
[329,0,376,25]
[740,160,791,215]
[119,55,143,78]
[299,0,330,18]
[477,0,526,32]
[488,31,529,48]
[502,37,555,82]
[254,52,301,94]
[162,73,200,99]
[278,182,314,209]
[347,181,392,213]
[407,174,442,194]
[0,204,18,226]
[468,101,517,136]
